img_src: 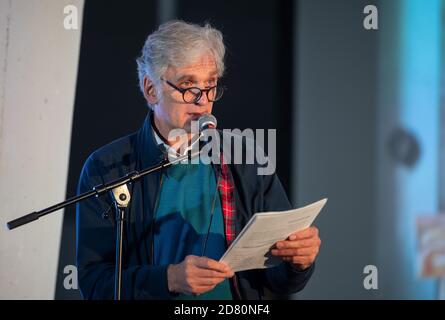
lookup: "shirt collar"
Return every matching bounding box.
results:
[151,116,200,160]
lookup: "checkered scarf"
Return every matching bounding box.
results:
[218,153,236,246]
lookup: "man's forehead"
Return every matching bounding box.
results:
[168,54,218,79]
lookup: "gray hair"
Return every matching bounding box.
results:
[136,20,226,107]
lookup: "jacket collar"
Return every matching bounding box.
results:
[136,110,228,169]
[135,111,166,169]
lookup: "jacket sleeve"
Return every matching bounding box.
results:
[260,173,315,295]
[76,155,174,300]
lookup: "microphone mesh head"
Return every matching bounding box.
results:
[198,114,217,131]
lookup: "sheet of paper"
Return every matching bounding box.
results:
[219,198,327,272]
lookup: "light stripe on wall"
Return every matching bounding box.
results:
[0,0,84,299]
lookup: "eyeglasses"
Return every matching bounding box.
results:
[161,78,225,104]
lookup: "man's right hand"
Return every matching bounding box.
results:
[167,255,234,296]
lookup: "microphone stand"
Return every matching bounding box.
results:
[110,184,131,300]
[6,149,199,300]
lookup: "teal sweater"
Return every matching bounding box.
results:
[153,160,232,300]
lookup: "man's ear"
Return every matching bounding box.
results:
[143,76,158,105]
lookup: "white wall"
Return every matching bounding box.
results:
[0,0,83,299]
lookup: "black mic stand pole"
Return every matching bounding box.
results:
[110,184,131,300]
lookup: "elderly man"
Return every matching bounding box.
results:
[76,20,320,300]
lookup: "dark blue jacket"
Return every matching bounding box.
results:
[76,112,314,300]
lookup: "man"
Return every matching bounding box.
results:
[76,20,321,300]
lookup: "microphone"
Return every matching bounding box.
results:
[196,114,219,161]
[166,114,217,163]
[198,113,217,132]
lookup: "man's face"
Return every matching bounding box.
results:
[153,52,218,137]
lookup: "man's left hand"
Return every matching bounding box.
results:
[271,227,321,271]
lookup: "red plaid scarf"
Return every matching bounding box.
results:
[218,153,236,246]
[217,153,242,298]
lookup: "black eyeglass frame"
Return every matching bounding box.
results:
[161,78,225,104]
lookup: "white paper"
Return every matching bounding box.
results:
[219,198,327,272]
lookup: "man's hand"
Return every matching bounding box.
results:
[167,255,234,295]
[271,227,321,271]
